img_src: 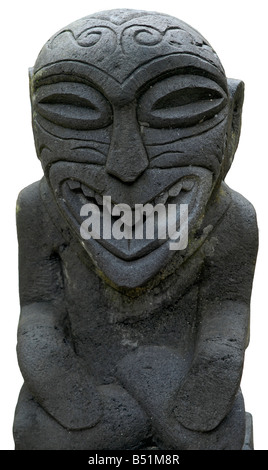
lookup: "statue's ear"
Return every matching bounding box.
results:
[223,78,244,178]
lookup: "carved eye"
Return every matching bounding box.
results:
[34,82,112,130]
[138,75,227,128]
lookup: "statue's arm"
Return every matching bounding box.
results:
[173,190,258,431]
[16,182,102,430]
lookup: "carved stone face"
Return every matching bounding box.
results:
[30,9,242,289]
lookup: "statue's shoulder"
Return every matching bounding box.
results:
[16,180,62,246]
[214,184,258,255]
[16,180,44,225]
[226,185,258,233]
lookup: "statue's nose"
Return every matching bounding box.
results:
[106,104,148,183]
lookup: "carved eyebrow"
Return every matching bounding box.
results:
[140,73,226,97]
[136,67,227,99]
[124,53,228,97]
[32,72,100,92]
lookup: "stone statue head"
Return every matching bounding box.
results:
[30,9,244,289]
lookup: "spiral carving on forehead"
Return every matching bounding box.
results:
[37,18,223,78]
[120,24,218,57]
[76,26,117,48]
[121,25,163,49]
[48,25,118,54]
[121,26,191,48]
[49,23,216,54]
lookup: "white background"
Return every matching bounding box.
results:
[1,0,267,450]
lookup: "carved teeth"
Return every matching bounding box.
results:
[182,179,194,191]
[68,177,195,214]
[68,180,81,190]
[95,192,103,205]
[81,184,95,198]
[168,179,195,197]
[169,182,182,197]
[154,192,169,205]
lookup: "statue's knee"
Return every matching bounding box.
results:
[13,384,42,449]
[185,390,246,450]
[157,389,246,450]
[13,384,68,450]
[13,383,151,450]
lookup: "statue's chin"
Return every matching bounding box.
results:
[83,235,178,289]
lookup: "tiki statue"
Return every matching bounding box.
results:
[13,9,258,450]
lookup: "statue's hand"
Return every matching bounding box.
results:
[116,345,188,416]
[17,302,103,430]
[171,300,249,432]
[172,344,243,431]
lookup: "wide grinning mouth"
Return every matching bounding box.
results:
[65,176,194,218]
[59,172,211,261]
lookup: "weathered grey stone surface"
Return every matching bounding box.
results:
[13,9,258,450]
[242,413,254,450]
